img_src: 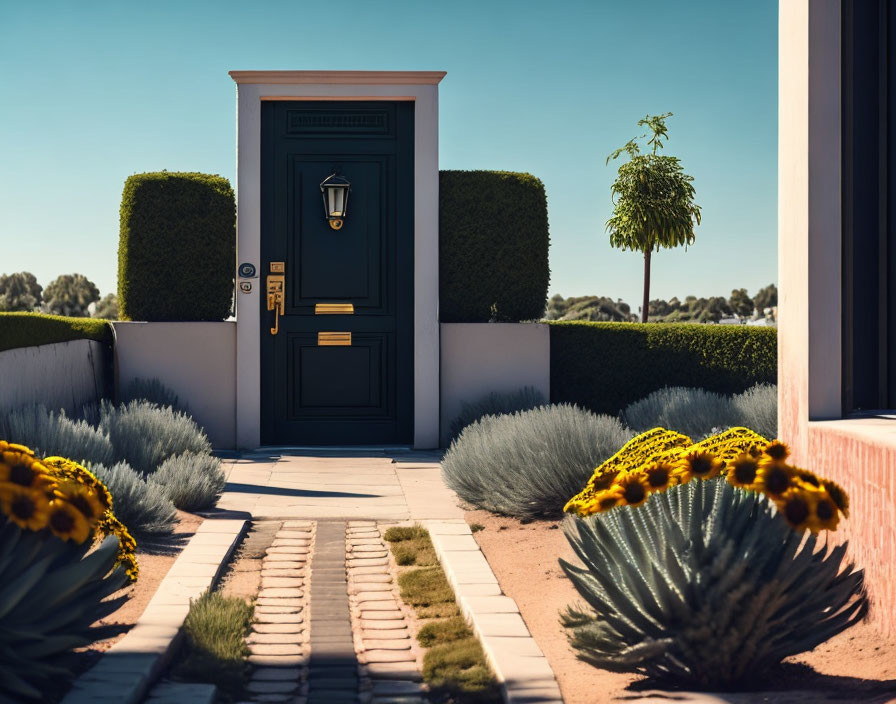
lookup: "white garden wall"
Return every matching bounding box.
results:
[0,339,108,414]
[113,322,236,449]
[439,323,550,446]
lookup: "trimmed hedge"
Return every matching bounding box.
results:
[0,313,112,353]
[550,322,777,416]
[439,170,549,322]
[119,172,235,321]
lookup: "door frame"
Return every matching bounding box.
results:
[230,71,444,449]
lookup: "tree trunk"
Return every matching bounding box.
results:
[641,249,652,323]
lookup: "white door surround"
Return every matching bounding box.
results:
[230,70,445,449]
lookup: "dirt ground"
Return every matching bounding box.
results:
[74,510,204,672]
[466,508,896,704]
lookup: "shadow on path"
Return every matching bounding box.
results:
[223,482,379,499]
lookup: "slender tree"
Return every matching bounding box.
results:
[606,113,701,322]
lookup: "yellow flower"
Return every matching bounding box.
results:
[674,451,723,483]
[614,471,651,507]
[754,461,795,498]
[806,486,840,533]
[793,468,822,488]
[643,461,676,492]
[56,482,105,524]
[821,478,849,518]
[726,454,760,488]
[0,452,55,490]
[47,499,91,543]
[774,487,812,531]
[0,483,50,531]
[0,441,35,455]
[762,440,791,462]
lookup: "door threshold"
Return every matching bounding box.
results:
[257,445,414,453]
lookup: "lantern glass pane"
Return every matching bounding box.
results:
[333,188,344,216]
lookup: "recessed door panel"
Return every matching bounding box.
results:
[291,159,384,308]
[260,101,414,445]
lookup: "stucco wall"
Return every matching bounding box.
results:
[440,323,550,446]
[0,339,107,414]
[113,322,236,449]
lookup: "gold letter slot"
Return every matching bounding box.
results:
[315,303,355,315]
[318,332,352,346]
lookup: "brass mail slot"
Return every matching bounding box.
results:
[315,303,355,315]
[318,332,352,346]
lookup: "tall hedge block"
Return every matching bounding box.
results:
[118,172,235,321]
[550,321,777,415]
[439,170,550,322]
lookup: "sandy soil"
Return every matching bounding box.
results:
[74,510,204,673]
[466,508,896,704]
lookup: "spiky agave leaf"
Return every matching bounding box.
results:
[0,522,129,700]
[560,479,868,688]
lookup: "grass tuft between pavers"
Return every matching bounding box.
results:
[172,590,253,703]
[386,526,502,703]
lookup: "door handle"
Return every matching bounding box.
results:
[266,265,286,335]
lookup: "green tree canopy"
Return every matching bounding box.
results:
[92,293,119,320]
[606,113,701,322]
[728,288,754,317]
[753,283,778,313]
[0,272,42,311]
[43,274,100,317]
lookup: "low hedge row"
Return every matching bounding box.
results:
[549,321,777,415]
[0,313,113,353]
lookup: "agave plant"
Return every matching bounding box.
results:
[0,522,129,700]
[560,478,868,687]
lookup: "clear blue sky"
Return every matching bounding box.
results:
[0,0,777,310]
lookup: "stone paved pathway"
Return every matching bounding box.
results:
[347,521,426,702]
[244,520,313,703]
[218,451,461,522]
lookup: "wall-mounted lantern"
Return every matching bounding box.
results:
[320,172,351,230]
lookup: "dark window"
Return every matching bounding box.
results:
[842,0,896,411]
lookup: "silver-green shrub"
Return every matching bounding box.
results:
[731,383,777,439]
[442,404,633,519]
[91,461,177,536]
[122,377,182,410]
[98,400,211,475]
[0,527,129,700]
[150,452,226,511]
[448,386,546,439]
[560,479,867,687]
[622,384,778,439]
[0,404,114,466]
[621,387,735,439]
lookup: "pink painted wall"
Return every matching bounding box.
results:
[805,422,896,636]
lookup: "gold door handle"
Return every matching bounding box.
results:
[266,265,285,335]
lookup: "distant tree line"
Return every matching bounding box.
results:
[0,271,118,319]
[546,284,777,324]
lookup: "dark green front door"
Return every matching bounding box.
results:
[260,101,414,445]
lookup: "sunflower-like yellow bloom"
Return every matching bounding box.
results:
[726,453,760,489]
[56,482,105,522]
[43,457,113,511]
[47,499,91,543]
[802,484,841,533]
[0,451,56,491]
[674,451,723,484]
[643,461,677,492]
[821,478,849,518]
[754,461,795,498]
[614,471,651,507]
[0,483,50,531]
[762,440,791,463]
[774,487,812,531]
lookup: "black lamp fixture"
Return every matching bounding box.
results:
[319,171,351,230]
